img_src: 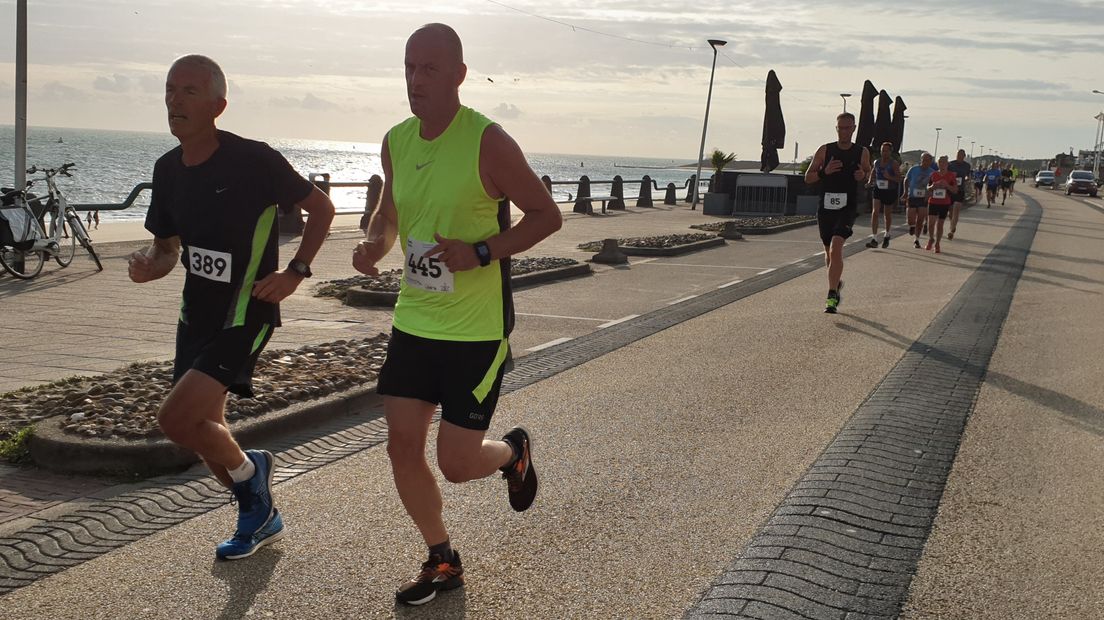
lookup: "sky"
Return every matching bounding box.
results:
[2,0,1104,163]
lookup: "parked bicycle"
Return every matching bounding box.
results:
[0,163,103,279]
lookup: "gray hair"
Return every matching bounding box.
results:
[170,54,227,100]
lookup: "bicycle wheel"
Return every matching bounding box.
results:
[0,246,45,279]
[66,210,103,271]
[52,215,76,267]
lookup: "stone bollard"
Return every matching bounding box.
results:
[637,175,654,208]
[540,175,553,198]
[664,183,678,205]
[359,174,383,230]
[573,175,592,214]
[591,238,628,264]
[720,221,744,240]
[684,175,696,202]
[609,175,626,210]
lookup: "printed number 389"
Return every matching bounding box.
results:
[408,253,442,278]
[192,252,227,277]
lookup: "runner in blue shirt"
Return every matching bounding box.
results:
[901,153,934,246]
[984,161,1003,207]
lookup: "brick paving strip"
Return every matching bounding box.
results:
[685,196,1043,619]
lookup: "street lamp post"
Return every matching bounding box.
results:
[934,127,942,158]
[840,93,851,113]
[1092,90,1104,178]
[692,38,727,210]
[14,0,28,193]
[970,141,975,161]
[956,135,961,153]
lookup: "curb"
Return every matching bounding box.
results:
[616,236,726,256]
[28,384,383,476]
[690,218,817,237]
[345,262,593,307]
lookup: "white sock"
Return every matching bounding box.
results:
[228,454,256,484]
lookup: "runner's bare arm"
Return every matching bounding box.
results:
[856,148,872,181]
[128,235,180,283]
[427,125,562,272]
[252,185,337,303]
[804,145,828,185]
[354,135,399,276]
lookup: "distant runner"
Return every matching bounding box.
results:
[804,111,870,314]
[946,149,971,240]
[1000,164,1013,205]
[985,161,1002,207]
[925,155,957,253]
[866,141,900,249]
[902,152,935,248]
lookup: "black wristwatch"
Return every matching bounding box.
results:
[288,258,312,278]
[473,241,492,267]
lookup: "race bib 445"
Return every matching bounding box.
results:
[404,237,455,293]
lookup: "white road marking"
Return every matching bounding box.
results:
[717,279,743,288]
[526,337,573,352]
[598,314,639,329]
[516,312,608,322]
[639,263,778,270]
[757,268,776,275]
[667,295,698,305]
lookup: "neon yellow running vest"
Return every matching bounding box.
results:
[387,106,510,342]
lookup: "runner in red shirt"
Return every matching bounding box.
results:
[925,155,957,253]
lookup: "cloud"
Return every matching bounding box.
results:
[270,93,339,111]
[39,82,88,103]
[138,74,164,94]
[493,102,522,119]
[93,74,132,93]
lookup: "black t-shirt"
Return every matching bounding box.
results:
[145,130,314,330]
[819,142,866,211]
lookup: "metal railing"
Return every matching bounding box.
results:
[70,182,152,212]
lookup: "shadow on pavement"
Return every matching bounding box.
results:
[835,316,1104,439]
[210,547,283,620]
[393,587,468,619]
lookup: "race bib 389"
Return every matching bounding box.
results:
[187,246,231,283]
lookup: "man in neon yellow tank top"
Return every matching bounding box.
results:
[352,23,562,606]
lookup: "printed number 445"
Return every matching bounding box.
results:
[408,253,442,278]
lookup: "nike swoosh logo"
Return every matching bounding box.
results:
[216,187,229,194]
[432,575,448,583]
[415,161,433,171]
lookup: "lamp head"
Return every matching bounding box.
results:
[708,39,727,48]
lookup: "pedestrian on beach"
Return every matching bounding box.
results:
[352,23,562,606]
[128,54,335,560]
[804,111,870,314]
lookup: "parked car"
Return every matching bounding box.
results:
[1065,170,1098,197]
[1034,170,1055,188]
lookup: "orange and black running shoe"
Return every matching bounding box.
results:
[502,426,538,512]
[395,551,464,606]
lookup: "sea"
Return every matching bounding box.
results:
[0,126,696,222]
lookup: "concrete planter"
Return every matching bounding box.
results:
[702,192,733,216]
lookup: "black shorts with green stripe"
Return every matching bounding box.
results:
[173,319,273,398]
[377,327,510,431]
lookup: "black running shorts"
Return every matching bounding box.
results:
[817,207,856,246]
[377,327,510,431]
[174,320,273,397]
[873,189,898,206]
[907,196,927,209]
[928,204,950,220]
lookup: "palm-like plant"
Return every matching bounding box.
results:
[709,148,736,192]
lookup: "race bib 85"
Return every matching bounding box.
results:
[404,237,454,293]
[823,193,847,210]
[187,246,231,283]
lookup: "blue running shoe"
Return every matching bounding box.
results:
[216,449,279,560]
[216,509,285,560]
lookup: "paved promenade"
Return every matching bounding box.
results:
[0,188,1101,618]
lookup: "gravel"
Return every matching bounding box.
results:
[0,335,391,441]
[315,257,581,300]
[577,233,716,252]
[689,215,814,232]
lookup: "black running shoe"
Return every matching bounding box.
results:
[836,280,844,307]
[914,239,921,249]
[395,551,465,606]
[502,426,538,512]
[881,236,890,248]
[865,238,878,248]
